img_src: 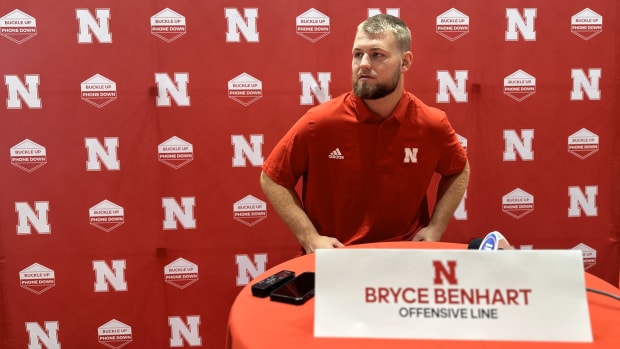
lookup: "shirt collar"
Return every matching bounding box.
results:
[349,91,409,123]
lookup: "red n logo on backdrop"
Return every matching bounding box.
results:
[93,260,127,292]
[436,70,468,103]
[4,74,41,109]
[571,68,602,100]
[503,129,534,161]
[85,137,120,171]
[368,8,400,17]
[15,202,50,235]
[505,8,537,41]
[155,72,191,107]
[300,72,331,105]
[231,135,264,167]
[224,8,259,43]
[568,186,598,217]
[76,8,112,43]
[236,254,267,286]
[162,197,197,230]
[168,316,202,347]
[25,322,60,349]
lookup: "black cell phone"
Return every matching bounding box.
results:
[269,272,315,305]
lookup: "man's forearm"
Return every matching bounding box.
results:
[259,171,319,245]
[429,161,470,232]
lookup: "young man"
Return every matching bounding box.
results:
[260,14,470,254]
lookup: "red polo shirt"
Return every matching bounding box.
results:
[263,91,467,245]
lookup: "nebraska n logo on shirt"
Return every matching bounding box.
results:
[403,147,418,163]
[328,148,344,159]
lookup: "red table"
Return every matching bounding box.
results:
[226,241,620,349]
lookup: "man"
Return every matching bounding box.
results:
[260,14,469,254]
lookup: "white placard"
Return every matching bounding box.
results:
[314,249,592,342]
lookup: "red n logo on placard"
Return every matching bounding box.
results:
[432,260,458,285]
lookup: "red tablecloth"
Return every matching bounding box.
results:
[226,241,620,349]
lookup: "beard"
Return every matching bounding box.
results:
[353,67,400,99]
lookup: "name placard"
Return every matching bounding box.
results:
[314,249,592,342]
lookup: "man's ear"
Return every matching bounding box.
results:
[401,51,413,72]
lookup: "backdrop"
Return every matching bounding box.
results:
[1,1,618,348]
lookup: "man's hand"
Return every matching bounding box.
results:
[302,235,344,254]
[412,161,470,243]
[411,226,442,242]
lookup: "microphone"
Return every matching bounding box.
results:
[467,238,483,249]
[467,231,512,250]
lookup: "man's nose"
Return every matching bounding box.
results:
[359,53,371,68]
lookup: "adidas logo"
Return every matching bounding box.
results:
[328,148,344,159]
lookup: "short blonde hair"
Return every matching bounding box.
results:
[358,14,411,53]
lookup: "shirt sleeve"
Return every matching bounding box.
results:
[262,114,312,188]
[435,113,468,176]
